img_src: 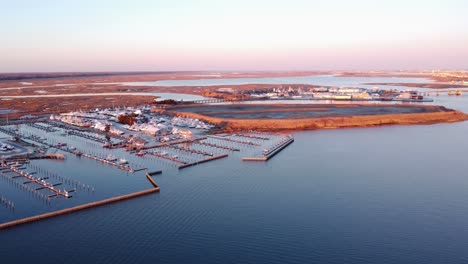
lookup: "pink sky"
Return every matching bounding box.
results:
[2,0,467,72]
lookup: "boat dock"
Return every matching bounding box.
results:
[207,135,261,146]
[0,171,160,230]
[193,141,240,151]
[27,163,93,192]
[148,151,186,164]
[242,135,294,161]
[140,137,207,150]
[178,154,228,169]
[81,153,144,173]
[0,168,51,202]
[25,123,58,133]
[46,120,87,132]
[67,130,107,144]
[234,133,270,140]
[0,162,72,198]
[168,145,214,156]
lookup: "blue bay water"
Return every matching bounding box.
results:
[123,74,432,88]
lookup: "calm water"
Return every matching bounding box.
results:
[123,74,433,88]
[1,77,468,264]
[0,109,17,114]
[0,92,209,101]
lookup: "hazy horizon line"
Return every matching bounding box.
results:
[1,69,466,75]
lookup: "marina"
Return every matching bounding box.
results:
[0,76,466,263]
[0,107,294,226]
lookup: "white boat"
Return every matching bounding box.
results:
[119,158,128,164]
[106,154,117,162]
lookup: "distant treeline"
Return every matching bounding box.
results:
[0,71,180,81]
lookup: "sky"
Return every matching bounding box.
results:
[1,0,467,72]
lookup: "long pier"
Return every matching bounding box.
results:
[207,135,261,146]
[178,154,228,169]
[81,153,143,172]
[46,120,87,132]
[194,141,240,151]
[67,130,107,143]
[0,126,19,137]
[140,137,206,150]
[0,176,160,230]
[1,162,71,198]
[242,136,294,161]
[235,133,270,140]
[168,145,214,156]
[148,151,186,164]
[0,169,51,202]
[24,123,58,133]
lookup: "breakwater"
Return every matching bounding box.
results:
[0,176,160,230]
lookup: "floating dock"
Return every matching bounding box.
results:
[168,145,214,156]
[0,162,72,198]
[194,141,240,151]
[67,130,107,144]
[234,133,270,140]
[81,153,143,172]
[149,151,186,164]
[207,135,261,146]
[140,137,206,150]
[25,123,58,133]
[242,136,294,161]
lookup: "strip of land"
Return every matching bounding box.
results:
[161,104,468,132]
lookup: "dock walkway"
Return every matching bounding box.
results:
[207,135,261,146]
[242,136,294,161]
